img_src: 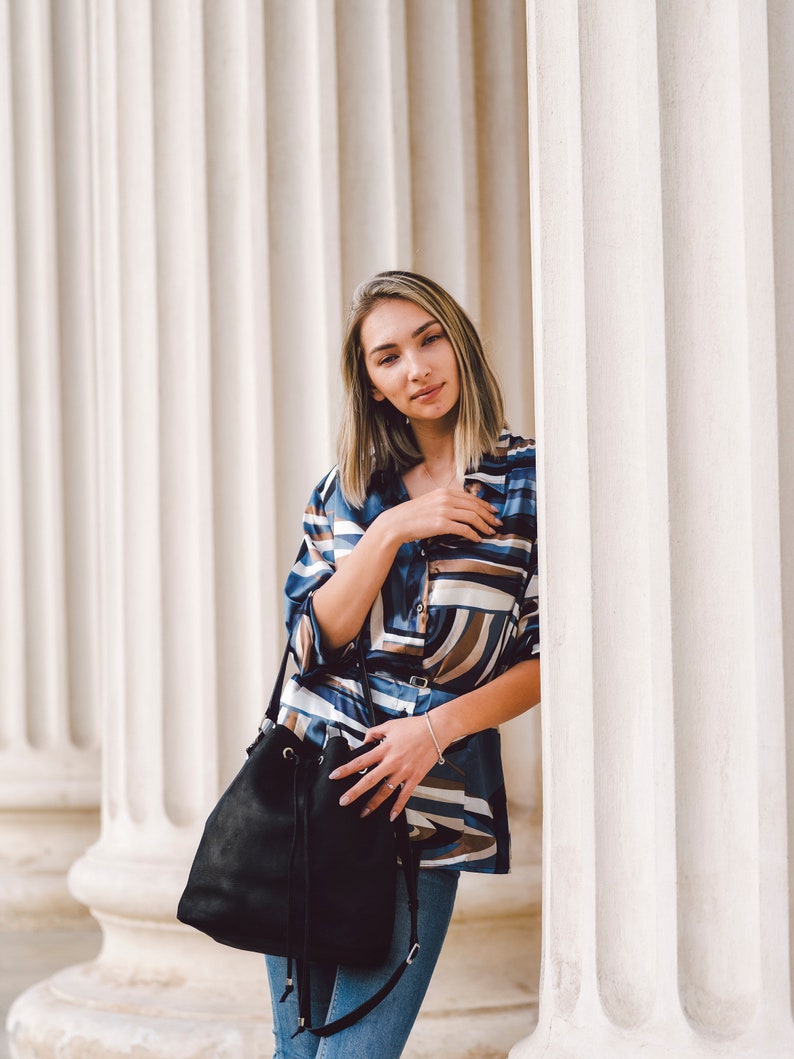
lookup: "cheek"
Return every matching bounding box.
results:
[364,366,386,402]
[448,354,462,390]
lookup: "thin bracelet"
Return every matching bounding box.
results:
[424,713,445,765]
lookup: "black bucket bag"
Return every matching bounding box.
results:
[177,640,420,1038]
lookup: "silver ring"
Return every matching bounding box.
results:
[385,782,395,791]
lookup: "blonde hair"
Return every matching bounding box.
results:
[337,271,505,507]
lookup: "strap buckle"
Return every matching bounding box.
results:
[407,942,421,964]
[409,675,429,688]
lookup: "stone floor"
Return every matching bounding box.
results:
[1,923,102,1059]
[2,897,540,1059]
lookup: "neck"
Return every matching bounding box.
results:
[409,409,457,465]
[410,422,458,490]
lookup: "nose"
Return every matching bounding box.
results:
[404,351,430,380]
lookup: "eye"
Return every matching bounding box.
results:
[422,331,444,346]
[379,352,398,365]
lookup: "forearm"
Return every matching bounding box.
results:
[309,487,501,651]
[310,513,403,649]
[429,658,541,751]
[329,655,541,819]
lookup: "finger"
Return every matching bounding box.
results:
[445,523,483,543]
[451,500,502,529]
[359,780,398,818]
[443,499,499,527]
[447,490,501,517]
[337,763,391,806]
[388,783,415,821]
[445,514,496,541]
[328,744,383,781]
[451,512,497,536]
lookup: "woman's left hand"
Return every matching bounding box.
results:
[328,715,441,821]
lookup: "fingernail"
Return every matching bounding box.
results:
[389,810,398,822]
[339,795,349,806]
[494,517,503,525]
[329,769,340,779]
[360,807,371,818]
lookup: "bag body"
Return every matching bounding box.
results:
[177,723,398,966]
[177,641,421,1038]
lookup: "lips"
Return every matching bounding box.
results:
[411,384,443,401]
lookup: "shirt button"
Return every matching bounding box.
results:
[420,548,426,558]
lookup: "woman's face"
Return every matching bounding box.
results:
[359,298,461,426]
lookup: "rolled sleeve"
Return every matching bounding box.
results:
[509,538,540,665]
[284,471,358,674]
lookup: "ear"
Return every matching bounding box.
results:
[370,386,386,403]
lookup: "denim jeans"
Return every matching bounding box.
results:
[265,866,459,1059]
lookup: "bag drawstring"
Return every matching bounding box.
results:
[279,639,422,1039]
[281,755,315,1036]
[295,760,313,1033]
[280,753,300,1005]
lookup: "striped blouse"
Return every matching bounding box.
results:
[278,431,539,873]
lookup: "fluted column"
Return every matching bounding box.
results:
[8,1,274,1054]
[7,1,537,1055]
[0,0,100,927]
[515,1,794,1056]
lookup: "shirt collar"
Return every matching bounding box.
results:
[362,430,511,517]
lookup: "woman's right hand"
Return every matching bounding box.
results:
[376,487,502,547]
[310,489,501,651]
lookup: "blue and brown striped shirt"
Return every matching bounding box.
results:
[278,431,539,873]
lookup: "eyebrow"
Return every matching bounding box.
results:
[366,318,440,358]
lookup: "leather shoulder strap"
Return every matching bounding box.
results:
[263,638,378,729]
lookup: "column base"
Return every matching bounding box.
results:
[0,810,99,928]
[414,887,541,1058]
[509,1014,794,1059]
[6,908,541,1059]
[6,947,272,1059]
[6,861,542,1059]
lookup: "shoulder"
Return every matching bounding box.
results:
[313,466,341,505]
[305,465,373,529]
[490,430,537,484]
[500,431,536,468]
[303,467,343,526]
[494,432,537,520]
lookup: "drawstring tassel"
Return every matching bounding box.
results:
[291,1018,306,1038]
[279,973,294,1004]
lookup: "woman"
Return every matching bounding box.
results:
[267,270,541,1058]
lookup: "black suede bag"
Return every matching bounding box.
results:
[177,641,419,1037]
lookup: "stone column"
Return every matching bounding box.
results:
[515,1,794,1056]
[8,1,276,1054]
[0,0,100,927]
[7,1,538,1055]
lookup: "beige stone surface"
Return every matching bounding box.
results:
[1,925,101,1059]
[2,909,539,1059]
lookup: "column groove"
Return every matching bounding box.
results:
[0,0,99,929]
[657,0,761,1036]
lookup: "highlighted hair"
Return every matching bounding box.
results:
[337,271,505,507]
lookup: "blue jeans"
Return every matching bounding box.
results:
[265,866,459,1059]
